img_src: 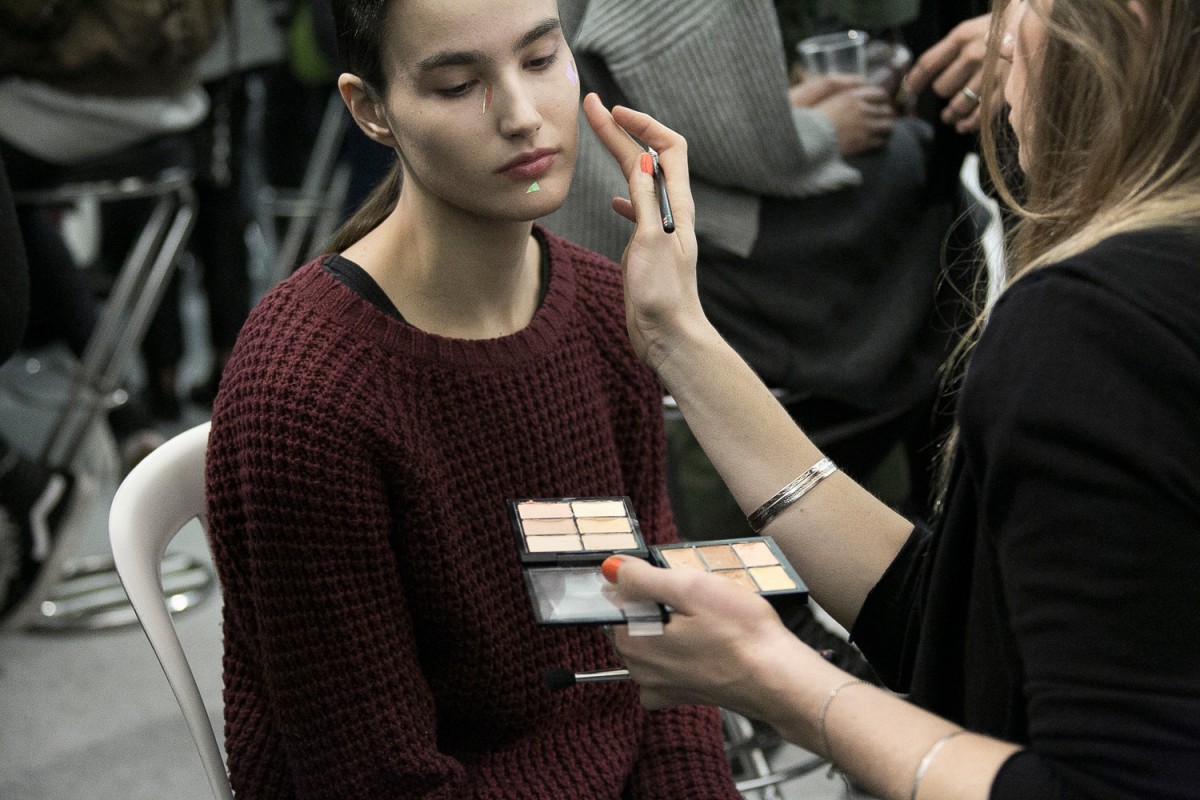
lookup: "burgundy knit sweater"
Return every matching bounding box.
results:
[205,229,741,799]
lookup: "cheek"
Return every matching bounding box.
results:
[393,107,483,177]
[546,71,582,147]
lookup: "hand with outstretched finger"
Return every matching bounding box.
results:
[581,93,706,373]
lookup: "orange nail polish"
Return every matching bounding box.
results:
[639,153,654,175]
[601,556,623,583]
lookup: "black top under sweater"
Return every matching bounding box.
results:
[853,229,1200,799]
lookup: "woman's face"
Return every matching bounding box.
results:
[999,0,1052,171]
[371,0,580,222]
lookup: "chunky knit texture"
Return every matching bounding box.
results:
[205,229,741,799]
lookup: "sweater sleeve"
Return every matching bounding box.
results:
[570,0,859,197]
[628,706,743,799]
[208,329,472,798]
[966,266,1200,798]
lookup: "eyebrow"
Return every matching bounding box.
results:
[416,17,562,72]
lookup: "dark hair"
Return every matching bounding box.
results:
[329,0,390,94]
[324,0,402,254]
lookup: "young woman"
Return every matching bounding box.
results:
[203,0,741,796]
[586,0,1200,797]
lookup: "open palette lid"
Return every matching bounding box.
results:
[508,496,649,565]
[521,564,666,630]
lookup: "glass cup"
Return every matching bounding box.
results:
[797,30,870,78]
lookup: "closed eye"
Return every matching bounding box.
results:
[436,80,479,98]
[527,51,559,71]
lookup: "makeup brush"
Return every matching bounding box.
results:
[648,148,676,234]
[543,666,631,690]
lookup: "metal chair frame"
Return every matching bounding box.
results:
[12,154,209,631]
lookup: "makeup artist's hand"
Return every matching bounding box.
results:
[581,93,705,372]
[600,556,829,723]
[905,13,993,134]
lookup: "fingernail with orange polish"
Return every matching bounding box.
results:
[639,153,654,175]
[601,556,623,583]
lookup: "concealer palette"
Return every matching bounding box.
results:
[509,496,663,627]
[651,538,808,611]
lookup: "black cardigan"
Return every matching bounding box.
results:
[853,229,1200,799]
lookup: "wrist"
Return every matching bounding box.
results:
[648,315,726,395]
[743,626,845,751]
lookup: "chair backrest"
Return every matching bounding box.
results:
[108,420,233,800]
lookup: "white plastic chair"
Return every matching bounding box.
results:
[108,420,233,800]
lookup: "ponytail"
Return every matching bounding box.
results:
[324,159,402,254]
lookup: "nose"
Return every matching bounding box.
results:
[496,77,543,139]
[997,6,1017,62]
[998,30,1015,62]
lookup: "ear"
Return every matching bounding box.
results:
[339,73,397,147]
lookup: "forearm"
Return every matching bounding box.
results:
[755,636,1020,800]
[582,95,910,626]
[652,317,912,627]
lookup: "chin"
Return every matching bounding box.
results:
[512,182,570,221]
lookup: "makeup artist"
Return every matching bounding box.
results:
[203,0,741,797]
[583,0,1200,796]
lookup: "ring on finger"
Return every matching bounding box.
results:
[960,86,982,106]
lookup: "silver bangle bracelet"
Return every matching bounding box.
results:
[909,729,967,800]
[747,456,838,533]
[817,678,870,764]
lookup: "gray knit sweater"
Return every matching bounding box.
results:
[543,0,861,260]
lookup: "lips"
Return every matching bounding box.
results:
[498,149,557,180]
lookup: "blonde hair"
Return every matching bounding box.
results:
[983,0,1200,277]
[933,0,1200,508]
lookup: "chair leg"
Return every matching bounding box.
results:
[19,181,216,631]
[725,708,827,799]
[33,547,217,631]
[39,186,196,470]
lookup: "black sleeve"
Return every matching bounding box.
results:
[849,521,934,693]
[969,266,1200,799]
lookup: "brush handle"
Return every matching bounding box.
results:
[573,667,631,683]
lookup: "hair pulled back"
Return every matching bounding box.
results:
[325,0,403,254]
